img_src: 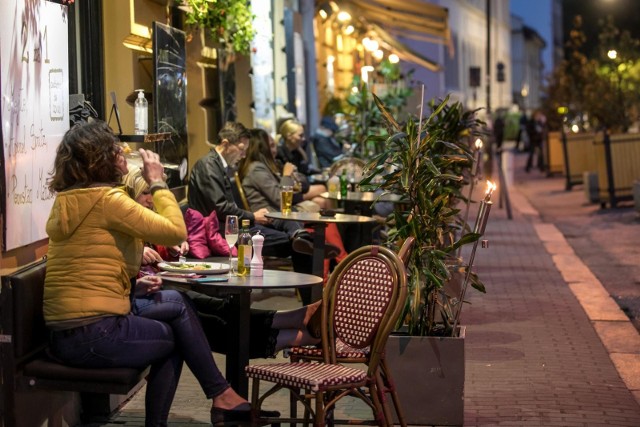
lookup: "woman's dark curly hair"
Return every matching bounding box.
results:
[47,121,122,192]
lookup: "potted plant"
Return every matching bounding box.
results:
[180,0,256,56]
[360,93,487,425]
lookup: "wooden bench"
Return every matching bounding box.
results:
[0,258,149,426]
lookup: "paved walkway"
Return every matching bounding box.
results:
[86,150,640,426]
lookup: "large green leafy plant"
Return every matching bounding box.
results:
[361,94,486,336]
[181,0,256,55]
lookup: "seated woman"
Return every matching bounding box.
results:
[123,168,323,355]
[43,121,277,426]
[276,119,327,208]
[238,128,347,270]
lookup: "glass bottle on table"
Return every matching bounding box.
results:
[236,219,252,276]
[340,168,348,198]
[224,215,239,276]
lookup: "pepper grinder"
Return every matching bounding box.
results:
[250,231,264,277]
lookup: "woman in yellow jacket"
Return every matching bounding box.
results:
[44,121,276,426]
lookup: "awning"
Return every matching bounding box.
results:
[341,0,449,72]
[344,0,449,43]
[369,24,441,71]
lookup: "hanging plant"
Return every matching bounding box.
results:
[181,0,256,55]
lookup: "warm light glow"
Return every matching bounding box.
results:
[520,83,529,98]
[318,9,327,19]
[362,37,379,52]
[336,34,343,52]
[608,49,618,60]
[484,181,496,201]
[571,124,580,133]
[557,106,569,115]
[344,25,354,35]
[475,138,483,150]
[388,53,399,63]
[351,86,359,94]
[373,49,384,60]
[361,65,374,84]
[337,11,351,22]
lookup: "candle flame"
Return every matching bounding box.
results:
[475,138,483,149]
[484,180,496,201]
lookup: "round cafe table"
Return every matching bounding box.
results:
[161,268,322,398]
[265,211,376,301]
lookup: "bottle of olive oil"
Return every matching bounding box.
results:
[236,219,252,276]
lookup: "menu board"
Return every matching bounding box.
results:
[0,0,69,251]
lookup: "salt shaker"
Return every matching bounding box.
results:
[250,231,264,277]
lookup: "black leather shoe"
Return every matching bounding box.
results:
[210,406,281,426]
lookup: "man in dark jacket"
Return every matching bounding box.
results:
[188,122,294,258]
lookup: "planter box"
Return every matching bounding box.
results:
[385,327,465,426]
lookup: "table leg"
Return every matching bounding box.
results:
[311,223,326,302]
[226,291,251,398]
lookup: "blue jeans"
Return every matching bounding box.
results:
[50,290,229,426]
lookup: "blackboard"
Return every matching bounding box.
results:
[0,0,69,251]
[153,21,187,180]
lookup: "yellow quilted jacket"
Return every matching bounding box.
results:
[44,186,187,323]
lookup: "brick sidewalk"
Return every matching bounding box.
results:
[87,152,640,426]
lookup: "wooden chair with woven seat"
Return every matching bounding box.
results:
[287,237,415,427]
[246,245,408,427]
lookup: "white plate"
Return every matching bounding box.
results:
[157,261,230,275]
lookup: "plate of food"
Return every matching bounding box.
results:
[157,261,229,275]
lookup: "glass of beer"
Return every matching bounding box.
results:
[280,185,293,215]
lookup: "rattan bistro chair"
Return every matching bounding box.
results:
[287,237,415,426]
[245,245,408,426]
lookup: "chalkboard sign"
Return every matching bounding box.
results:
[153,21,187,181]
[1,0,69,251]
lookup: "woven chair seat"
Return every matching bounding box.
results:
[245,362,367,392]
[288,340,370,359]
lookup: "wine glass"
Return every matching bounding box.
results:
[224,215,239,276]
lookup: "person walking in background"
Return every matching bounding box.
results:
[525,110,546,173]
[514,111,528,152]
[493,111,505,152]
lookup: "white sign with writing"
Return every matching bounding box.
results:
[1,0,69,251]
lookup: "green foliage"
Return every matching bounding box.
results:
[338,67,415,158]
[544,15,640,132]
[182,0,256,55]
[361,94,485,336]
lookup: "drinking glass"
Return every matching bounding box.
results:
[280,185,293,215]
[225,215,239,276]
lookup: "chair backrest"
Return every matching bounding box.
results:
[397,237,415,267]
[321,245,407,375]
[232,171,251,211]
